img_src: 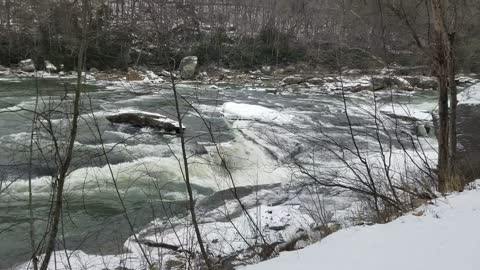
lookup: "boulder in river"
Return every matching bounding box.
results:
[456,75,480,88]
[404,76,438,90]
[0,65,8,75]
[307,77,324,85]
[106,111,185,134]
[127,67,144,81]
[343,69,362,76]
[261,66,272,75]
[372,76,413,91]
[416,124,429,137]
[19,59,36,72]
[145,70,163,81]
[282,75,305,85]
[159,69,172,78]
[179,56,198,79]
[44,60,57,73]
[265,88,278,94]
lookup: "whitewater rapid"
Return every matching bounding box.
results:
[0,77,440,269]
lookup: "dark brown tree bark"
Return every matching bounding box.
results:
[431,0,457,192]
[447,0,459,174]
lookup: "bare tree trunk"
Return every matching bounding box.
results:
[5,0,11,64]
[431,0,451,192]
[376,0,388,63]
[39,1,89,269]
[447,0,459,174]
[448,36,457,170]
[27,76,41,270]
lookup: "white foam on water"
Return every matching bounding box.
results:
[222,102,296,124]
[0,100,35,112]
[4,128,289,201]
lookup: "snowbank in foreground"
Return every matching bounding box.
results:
[243,181,480,270]
[459,83,480,105]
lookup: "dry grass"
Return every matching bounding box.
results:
[447,159,480,192]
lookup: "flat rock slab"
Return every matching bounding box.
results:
[106,111,184,134]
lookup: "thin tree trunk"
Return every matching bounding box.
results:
[446,0,458,172]
[6,0,11,64]
[39,1,89,269]
[28,75,41,270]
[170,74,213,270]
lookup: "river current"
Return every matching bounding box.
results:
[0,77,437,269]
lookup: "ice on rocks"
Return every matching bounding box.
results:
[222,102,295,124]
[459,82,480,105]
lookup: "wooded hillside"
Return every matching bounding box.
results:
[1,0,479,71]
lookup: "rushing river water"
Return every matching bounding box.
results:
[0,77,438,269]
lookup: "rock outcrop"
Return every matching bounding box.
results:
[372,76,413,91]
[179,56,198,79]
[127,67,144,81]
[106,111,184,134]
[261,66,273,75]
[416,123,429,137]
[0,65,8,75]
[404,76,438,90]
[282,75,305,85]
[307,77,324,85]
[19,59,36,72]
[44,60,57,73]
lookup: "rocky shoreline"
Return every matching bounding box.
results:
[2,57,479,95]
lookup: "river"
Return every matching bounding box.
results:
[0,76,438,269]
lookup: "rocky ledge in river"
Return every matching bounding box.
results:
[106,111,185,134]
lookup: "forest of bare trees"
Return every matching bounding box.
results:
[1,0,479,71]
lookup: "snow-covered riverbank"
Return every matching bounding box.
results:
[243,180,480,270]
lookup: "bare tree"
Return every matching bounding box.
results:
[39,0,89,269]
[169,72,214,270]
